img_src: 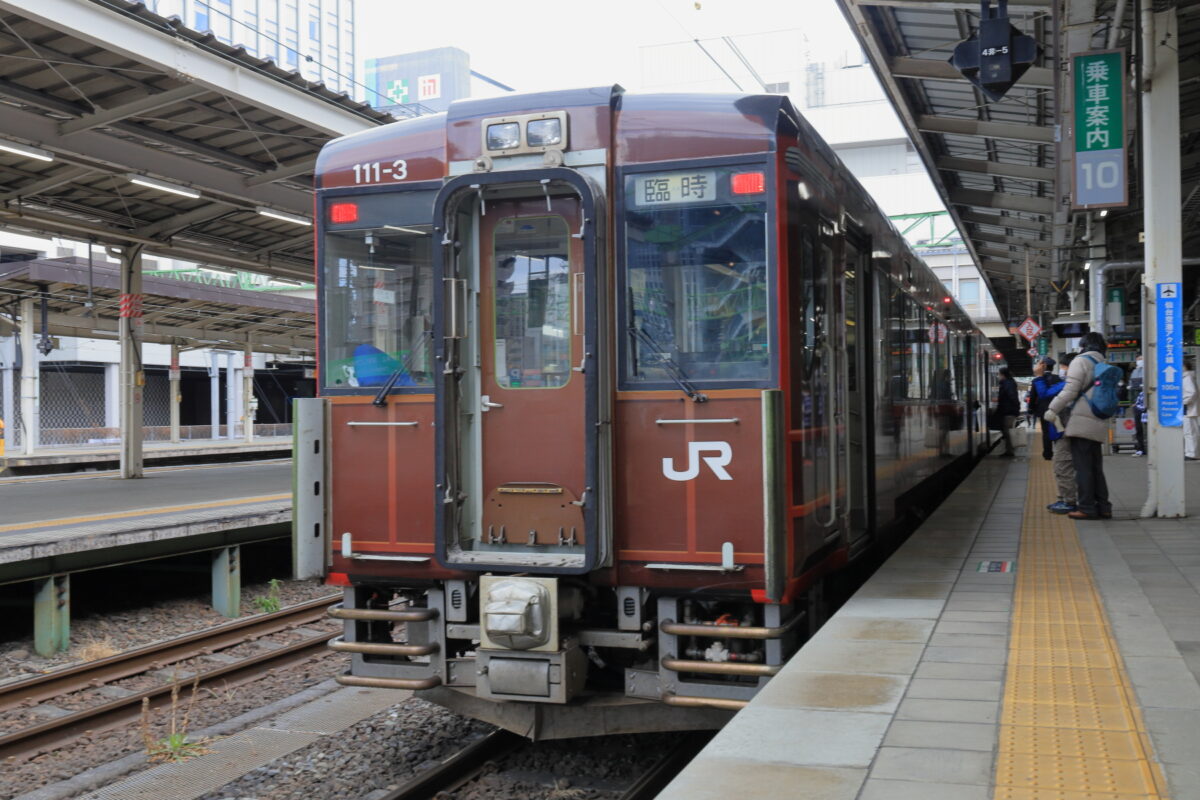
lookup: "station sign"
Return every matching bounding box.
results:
[1037,337,1049,356]
[1017,316,1041,342]
[1072,50,1128,209]
[1156,282,1183,426]
[1027,347,1038,357]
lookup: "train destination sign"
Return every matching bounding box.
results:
[1072,50,1127,209]
[1157,282,1183,427]
[632,171,716,206]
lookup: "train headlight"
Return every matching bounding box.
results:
[482,578,552,650]
[486,122,521,151]
[526,118,563,147]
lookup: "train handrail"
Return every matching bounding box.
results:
[660,658,780,677]
[660,613,803,640]
[816,340,839,528]
[328,603,439,623]
[328,637,439,657]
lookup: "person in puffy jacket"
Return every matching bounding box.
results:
[1045,331,1111,520]
[996,366,1020,457]
[1028,356,1061,460]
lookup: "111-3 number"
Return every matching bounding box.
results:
[352,160,408,184]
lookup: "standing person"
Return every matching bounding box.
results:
[1130,354,1146,456]
[1028,356,1061,460]
[1045,332,1112,520]
[1184,358,1199,461]
[1047,353,1078,514]
[996,366,1020,457]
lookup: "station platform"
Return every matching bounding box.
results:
[0,461,292,586]
[661,443,1200,800]
[0,437,292,474]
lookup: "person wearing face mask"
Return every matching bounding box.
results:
[1045,353,1079,513]
[1045,333,1113,520]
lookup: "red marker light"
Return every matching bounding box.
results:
[943,296,952,304]
[731,171,766,195]
[329,202,358,224]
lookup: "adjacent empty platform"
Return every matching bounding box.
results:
[661,444,1200,799]
[0,460,292,585]
[0,437,292,474]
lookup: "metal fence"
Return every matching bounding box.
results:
[4,366,291,450]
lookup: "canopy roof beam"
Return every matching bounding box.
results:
[60,85,209,135]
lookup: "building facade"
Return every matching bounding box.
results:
[144,0,357,98]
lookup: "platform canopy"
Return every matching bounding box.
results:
[0,0,398,280]
[837,0,1059,327]
[0,256,314,352]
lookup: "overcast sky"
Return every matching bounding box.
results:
[355,0,861,95]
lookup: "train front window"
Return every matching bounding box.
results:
[322,220,434,391]
[623,166,771,387]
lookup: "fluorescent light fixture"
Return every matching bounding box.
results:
[128,174,201,199]
[1099,209,1109,218]
[1084,260,1093,271]
[0,140,54,161]
[256,206,312,226]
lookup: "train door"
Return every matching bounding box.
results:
[433,172,608,574]
[843,236,873,546]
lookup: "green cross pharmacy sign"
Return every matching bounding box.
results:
[386,79,409,104]
[1072,50,1127,209]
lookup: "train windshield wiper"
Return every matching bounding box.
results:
[628,324,707,403]
[372,332,432,407]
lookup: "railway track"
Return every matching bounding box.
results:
[0,594,339,764]
[377,729,712,800]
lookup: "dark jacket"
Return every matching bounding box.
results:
[997,376,1020,417]
[1029,374,1062,417]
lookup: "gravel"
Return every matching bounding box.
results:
[1,649,349,800]
[0,578,336,681]
[193,703,686,800]
[195,697,492,800]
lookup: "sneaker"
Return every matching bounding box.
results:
[1067,510,1100,520]
[1132,451,1144,457]
[1048,501,1076,514]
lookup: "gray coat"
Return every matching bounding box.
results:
[1048,350,1108,442]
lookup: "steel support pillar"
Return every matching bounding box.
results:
[242,343,255,443]
[211,545,241,618]
[225,352,237,439]
[1,335,14,456]
[103,362,119,431]
[33,574,69,656]
[169,343,181,444]
[19,298,38,455]
[209,350,221,438]
[1141,7,1184,518]
[118,247,145,478]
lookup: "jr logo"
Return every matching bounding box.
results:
[662,441,733,481]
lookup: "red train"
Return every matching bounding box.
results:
[308,86,1000,738]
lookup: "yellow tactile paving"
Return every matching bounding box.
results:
[993,458,1169,800]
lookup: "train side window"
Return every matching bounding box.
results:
[623,166,771,387]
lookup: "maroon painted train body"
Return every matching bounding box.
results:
[308,86,999,737]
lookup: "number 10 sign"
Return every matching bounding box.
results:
[1072,50,1128,209]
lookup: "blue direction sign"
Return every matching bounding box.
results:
[1157,282,1183,427]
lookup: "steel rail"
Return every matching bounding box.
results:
[618,731,713,800]
[375,729,526,800]
[0,594,338,714]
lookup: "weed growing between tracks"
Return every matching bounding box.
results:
[252,579,284,614]
[141,675,211,763]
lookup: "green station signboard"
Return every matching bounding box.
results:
[1072,50,1128,209]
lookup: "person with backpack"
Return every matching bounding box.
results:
[1044,332,1116,520]
[1028,356,1062,460]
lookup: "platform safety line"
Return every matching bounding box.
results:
[0,493,290,533]
[993,457,1169,800]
